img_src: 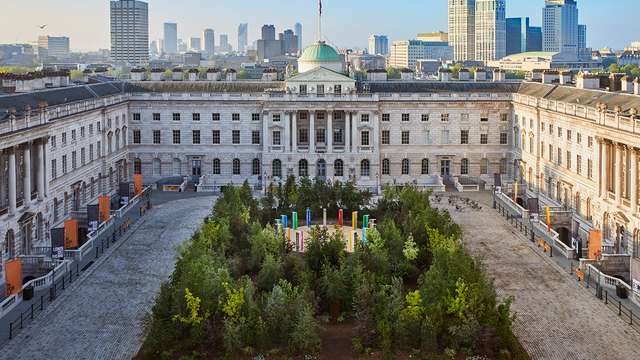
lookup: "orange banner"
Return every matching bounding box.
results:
[134,174,143,196]
[4,259,22,296]
[99,195,110,222]
[545,207,551,232]
[64,219,79,249]
[588,230,602,260]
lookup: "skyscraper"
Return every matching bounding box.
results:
[262,25,276,41]
[37,36,70,59]
[578,24,586,49]
[543,0,579,55]
[203,29,215,56]
[219,34,231,52]
[294,23,303,53]
[506,17,542,56]
[110,0,149,65]
[238,23,248,53]
[368,35,389,56]
[280,29,298,55]
[189,37,201,51]
[448,0,476,61]
[164,23,178,54]
[474,0,506,62]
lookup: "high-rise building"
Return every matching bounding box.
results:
[219,34,231,52]
[389,40,453,70]
[189,37,201,52]
[280,29,298,55]
[448,0,476,61]
[238,23,248,53]
[164,23,178,54]
[203,29,215,56]
[417,32,449,42]
[543,0,579,55]
[36,36,70,59]
[294,23,303,53]
[474,0,506,62]
[110,0,149,65]
[368,35,389,56]
[506,17,543,56]
[578,24,586,49]
[261,25,276,41]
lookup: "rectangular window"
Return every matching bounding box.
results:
[577,133,582,144]
[97,141,101,158]
[577,155,582,174]
[361,131,370,146]
[401,131,410,145]
[382,113,390,122]
[461,113,469,122]
[81,148,86,166]
[588,136,593,148]
[172,113,181,121]
[192,130,201,144]
[299,128,309,144]
[541,122,545,132]
[317,85,324,95]
[153,130,161,144]
[402,114,410,122]
[316,128,326,144]
[133,113,141,121]
[381,130,390,145]
[232,130,240,144]
[299,85,307,95]
[252,113,261,121]
[252,131,261,145]
[273,114,281,122]
[567,130,572,141]
[558,127,562,138]
[334,85,342,95]
[480,117,489,122]
[232,113,240,121]
[80,127,85,138]
[51,135,57,148]
[212,113,220,121]
[441,113,449,122]
[62,155,67,174]
[71,129,76,141]
[425,130,431,145]
[566,151,571,169]
[212,130,220,144]
[587,159,593,179]
[133,130,141,144]
[500,132,508,145]
[172,130,181,144]
[62,133,67,145]
[549,144,553,162]
[480,133,488,144]
[51,159,57,179]
[361,114,370,122]
[480,159,488,175]
[192,113,201,121]
[500,114,508,122]
[89,144,94,161]
[273,131,281,145]
[89,124,93,135]
[541,141,545,158]
[460,130,469,144]
[153,113,161,121]
[557,148,562,165]
[441,130,449,144]
[421,114,429,122]
[549,124,553,135]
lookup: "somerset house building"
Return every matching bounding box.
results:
[1,40,640,303]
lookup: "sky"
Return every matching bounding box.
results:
[0,0,638,52]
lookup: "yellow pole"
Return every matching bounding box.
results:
[545,206,551,232]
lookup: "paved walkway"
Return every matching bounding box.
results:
[436,192,640,360]
[0,195,215,360]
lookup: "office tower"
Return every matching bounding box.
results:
[543,0,579,55]
[262,25,276,41]
[36,36,70,59]
[506,17,542,55]
[474,0,506,62]
[294,22,302,53]
[110,0,149,65]
[164,23,178,54]
[203,29,215,56]
[389,40,453,70]
[189,37,201,51]
[368,35,389,56]
[448,0,476,61]
[417,32,449,42]
[238,23,248,53]
[280,29,298,55]
[219,34,231,52]
[578,24,586,49]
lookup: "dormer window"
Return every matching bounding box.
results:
[299,85,307,95]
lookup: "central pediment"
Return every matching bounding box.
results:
[286,67,354,83]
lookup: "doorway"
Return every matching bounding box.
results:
[191,159,202,177]
[440,160,451,177]
[317,159,327,180]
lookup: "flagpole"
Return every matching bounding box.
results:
[318,0,322,42]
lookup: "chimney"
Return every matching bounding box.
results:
[559,70,572,85]
[576,72,600,89]
[367,69,387,81]
[131,68,146,81]
[459,68,471,81]
[542,70,560,84]
[150,68,165,81]
[531,69,543,82]
[225,69,237,81]
[493,69,505,82]
[439,68,452,82]
[261,69,278,81]
[188,69,200,81]
[474,68,487,81]
[206,68,221,81]
[400,68,414,81]
[634,77,640,95]
[621,76,633,92]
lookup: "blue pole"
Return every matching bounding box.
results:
[306,208,311,226]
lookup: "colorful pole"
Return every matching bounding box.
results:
[362,215,369,245]
[352,211,358,230]
[306,208,311,227]
[545,206,551,232]
[338,209,343,227]
[292,211,298,230]
[513,182,518,203]
[281,215,288,229]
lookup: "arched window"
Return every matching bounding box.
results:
[272,159,282,178]
[152,158,161,176]
[334,159,344,177]
[298,159,308,177]
[422,159,430,175]
[212,159,221,175]
[115,129,121,150]
[107,133,113,154]
[401,159,410,175]
[382,158,390,175]
[134,158,142,174]
[173,158,181,176]
[460,158,469,175]
[233,159,241,175]
[360,159,370,177]
[252,158,261,176]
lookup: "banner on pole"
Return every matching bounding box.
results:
[545,207,551,232]
[292,212,298,230]
[306,208,311,227]
[338,209,343,226]
[352,211,358,230]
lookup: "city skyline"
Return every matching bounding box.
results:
[0,0,638,52]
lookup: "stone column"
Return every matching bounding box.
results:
[327,111,333,153]
[309,111,316,153]
[631,148,638,213]
[600,140,608,197]
[345,112,352,152]
[37,140,45,201]
[284,112,291,153]
[291,112,298,153]
[615,143,623,202]
[8,148,16,215]
[23,143,32,207]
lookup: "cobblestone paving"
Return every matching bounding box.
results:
[0,195,215,360]
[437,192,639,360]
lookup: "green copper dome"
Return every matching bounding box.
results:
[299,41,341,62]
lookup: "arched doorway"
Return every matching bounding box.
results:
[316,159,326,180]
